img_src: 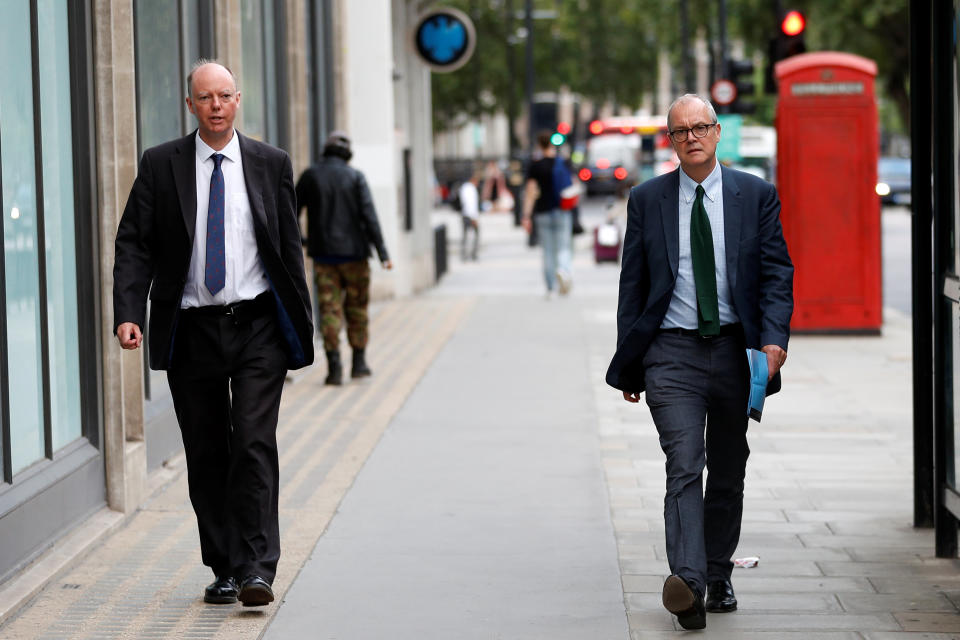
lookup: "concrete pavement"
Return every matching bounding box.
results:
[2,203,957,638]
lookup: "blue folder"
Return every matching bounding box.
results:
[746,349,768,422]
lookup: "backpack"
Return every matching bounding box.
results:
[451,188,463,212]
[551,156,579,210]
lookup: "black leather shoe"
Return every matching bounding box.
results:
[203,576,238,604]
[238,575,275,607]
[662,575,706,630]
[706,578,738,612]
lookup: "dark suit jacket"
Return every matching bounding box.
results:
[606,166,793,395]
[113,131,314,370]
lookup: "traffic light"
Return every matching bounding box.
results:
[551,122,571,146]
[765,9,807,93]
[728,59,756,115]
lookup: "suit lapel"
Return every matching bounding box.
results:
[721,166,742,290]
[238,133,277,250]
[660,170,680,278]
[171,133,198,244]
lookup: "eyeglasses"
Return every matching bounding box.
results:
[667,123,716,143]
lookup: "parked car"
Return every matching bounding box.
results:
[876,156,911,205]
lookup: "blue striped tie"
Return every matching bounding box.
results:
[205,153,225,295]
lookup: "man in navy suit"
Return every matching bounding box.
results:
[606,94,793,629]
[114,61,313,607]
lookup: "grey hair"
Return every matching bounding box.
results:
[186,59,238,97]
[666,94,718,130]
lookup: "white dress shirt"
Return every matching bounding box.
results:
[661,162,740,329]
[181,130,269,308]
[458,180,480,220]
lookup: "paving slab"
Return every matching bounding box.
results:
[838,593,956,613]
[264,287,629,637]
[894,611,960,633]
[634,634,864,640]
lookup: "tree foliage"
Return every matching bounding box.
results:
[431,0,910,135]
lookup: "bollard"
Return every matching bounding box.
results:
[434,224,448,282]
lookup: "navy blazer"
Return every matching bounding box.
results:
[113,131,315,370]
[605,166,794,395]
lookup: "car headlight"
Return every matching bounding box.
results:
[876,182,891,196]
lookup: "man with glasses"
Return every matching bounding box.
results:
[606,94,793,629]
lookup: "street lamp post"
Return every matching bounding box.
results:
[525,0,534,158]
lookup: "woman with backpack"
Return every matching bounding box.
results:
[521,131,575,298]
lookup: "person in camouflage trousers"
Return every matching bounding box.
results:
[316,261,370,355]
[296,132,392,385]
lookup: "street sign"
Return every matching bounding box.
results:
[711,79,737,106]
[716,114,743,162]
[411,8,476,73]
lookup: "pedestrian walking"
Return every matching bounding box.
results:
[606,94,794,630]
[113,60,314,607]
[459,172,480,261]
[295,131,392,386]
[522,131,574,298]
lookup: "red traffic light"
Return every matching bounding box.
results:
[556,121,571,135]
[781,10,805,36]
[589,120,604,135]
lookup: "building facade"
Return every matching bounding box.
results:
[0,0,436,587]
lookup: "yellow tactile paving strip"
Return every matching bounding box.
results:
[0,296,474,640]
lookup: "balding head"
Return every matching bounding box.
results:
[185,59,241,150]
[186,59,237,99]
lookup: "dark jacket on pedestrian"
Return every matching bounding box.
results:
[295,156,390,262]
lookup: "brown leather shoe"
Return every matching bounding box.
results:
[203,576,238,604]
[706,578,738,612]
[662,575,706,630]
[238,575,274,607]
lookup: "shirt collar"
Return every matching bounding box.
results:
[679,161,722,204]
[195,129,240,164]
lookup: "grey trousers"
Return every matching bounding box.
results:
[642,330,750,595]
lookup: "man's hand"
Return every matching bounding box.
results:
[522,217,532,234]
[761,344,787,381]
[622,391,641,403]
[382,260,394,270]
[116,322,143,350]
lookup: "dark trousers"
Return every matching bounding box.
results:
[167,305,287,583]
[461,215,479,260]
[642,331,750,595]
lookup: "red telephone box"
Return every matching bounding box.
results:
[775,52,881,332]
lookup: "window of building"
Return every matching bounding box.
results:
[0,0,88,479]
[240,0,286,148]
[307,0,335,162]
[0,1,102,581]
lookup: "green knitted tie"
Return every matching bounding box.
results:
[690,185,720,337]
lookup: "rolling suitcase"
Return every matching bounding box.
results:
[594,222,621,263]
